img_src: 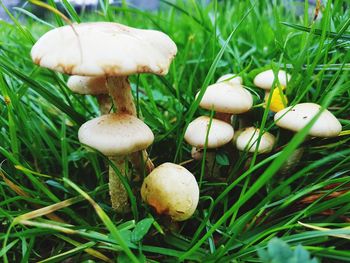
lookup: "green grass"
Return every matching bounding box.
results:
[1,0,350,262]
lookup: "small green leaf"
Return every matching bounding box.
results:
[131,218,154,243]
[216,152,230,166]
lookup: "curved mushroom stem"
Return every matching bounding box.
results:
[106,76,154,173]
[96,94,112,115]
[109,156,130,213]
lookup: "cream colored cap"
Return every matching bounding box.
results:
[197,82,253,114]
[217,73,243,85]
[31,22,177,76]
[234,127,275,153]
[274,103,342,137]
[184,116,234,148]
[67,76,108,95]
[141,162,199,221]
[254,69,291,90]
[78,113,154,156]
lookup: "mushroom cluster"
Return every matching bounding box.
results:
[31,22,177,213]
[184,74,253,176]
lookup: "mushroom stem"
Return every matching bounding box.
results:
[106,76,136,115]
[106,76,154,174]
[205,151,220,178]
[215,112,231,123]
[96,94,112,115]
[109,156,130,213]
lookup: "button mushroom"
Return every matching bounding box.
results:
[141,162,199,221]
[185,116,234,177]
[234,127,276,154]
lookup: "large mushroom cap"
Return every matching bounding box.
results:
[184,116,234,148]
[78,113,154,156]
[197,82,253,114]
[67,76,108,95]
[254,69,291,90]
[274,103,342,137]
[234,127,275,153]
[141,162,199,221]
[216,73,243,85]
[31,22,177,76]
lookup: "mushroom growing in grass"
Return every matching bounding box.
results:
[185,116,234,176]
[197,81,253,123]
[141,163,199,221]
[67,75,111,115]
[31,22,177,173]
[274,103,342,173]
[253,69,291,112]
[78,113,154,213]
[234,127,276,154]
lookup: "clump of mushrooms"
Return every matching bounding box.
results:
[141,162,199,221]
[31,22,177,212]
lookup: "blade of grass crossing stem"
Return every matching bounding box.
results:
[180,84,341,260]
[174,4,254,162]
[63,178,140,263]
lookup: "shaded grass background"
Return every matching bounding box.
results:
[0,0,350,262]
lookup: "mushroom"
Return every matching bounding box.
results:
[196,81,253,122]
[216,73,243,86]
[141,162,199,221]
[274,103,342,174]
[253,69,291,112]
[184,116,234,176]
[234,127,276,154]
[31,22,177,173]
[67,75,111,115]
[274,103,342,137]
[78,113,154,213]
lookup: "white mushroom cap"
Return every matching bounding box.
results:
[141,162,199,221]
[234,127,275,153]
[184,116,234,148]
[216,73,243,85]
[31,22,177,76]
[197,82,253,114]
[274,103,342,137]
[78,113,154,156]
[67,76,108,95]
[254,69,291,90]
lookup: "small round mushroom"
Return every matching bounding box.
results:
[185,116,234,177]
[274,103,342,137]
[254,69,290,112]
[197,82,253,123]
[67,75,111,115]
[234,127,276,154]
[216,73,243,86]
[141,162,199,221]
[185,116,234,149]
[78,113,154,213]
